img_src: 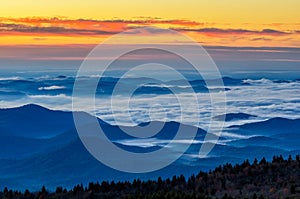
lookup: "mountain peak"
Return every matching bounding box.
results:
[20,103,49,110]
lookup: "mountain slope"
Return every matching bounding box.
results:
[0,104,299,191]
[227,117,300,136]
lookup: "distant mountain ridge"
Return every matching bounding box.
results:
[228,117,300,136]
[213,113,256,121]
[0,104,299,190]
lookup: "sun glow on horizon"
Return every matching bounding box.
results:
[0,0,299,47]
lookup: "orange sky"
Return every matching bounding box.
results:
[0,0,299,47]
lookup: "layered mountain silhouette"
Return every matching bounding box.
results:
[0,104,299,190]
[213,113,256,121]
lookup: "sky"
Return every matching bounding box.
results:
[0,0,299,77]
[1,0,299,46]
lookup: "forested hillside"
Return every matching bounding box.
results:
[1,155,300,199]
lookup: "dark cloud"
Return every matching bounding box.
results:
[251,37,272,41]
[261,29,289,35]
[1,17,203,26]
[173,27,290,35]
[0,17,205,36]
[0,23,119,35]
[204,45,300,52]
[0,17,296,38]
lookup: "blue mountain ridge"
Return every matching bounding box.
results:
[227,117,300,136]
[0,104,299,190]
[213,113,256,122]
[0,76,247,100]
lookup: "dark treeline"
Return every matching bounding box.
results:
[1,155,300,199]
